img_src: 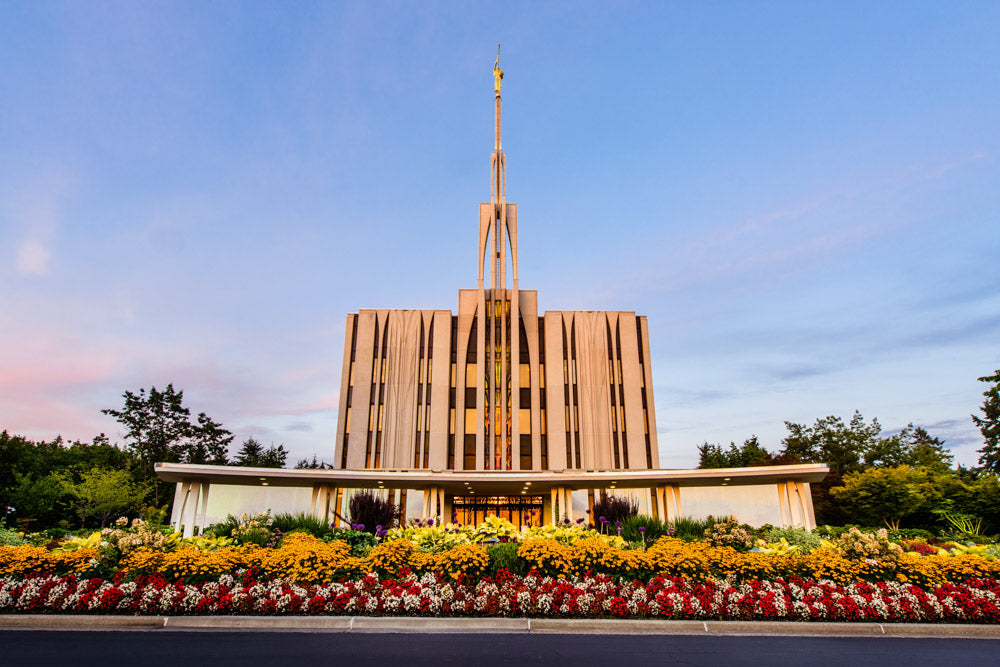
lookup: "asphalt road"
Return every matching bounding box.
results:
[0,631,995,666]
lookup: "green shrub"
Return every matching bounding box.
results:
[621,515,673,544]
[272,512,333,539]
[206,511,274,547]
[329,527,378,555]
[761,526,822,554]
[486,542,526,576]
[0,521,30,546]
[670,516,715,541]
[894,527,936,542]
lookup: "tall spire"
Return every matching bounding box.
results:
[493,44,503,151]
[488,45,507,291]
[476,47,520,471]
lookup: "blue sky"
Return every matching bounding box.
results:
[1,1,998,467]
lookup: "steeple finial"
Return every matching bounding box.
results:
[493,44,503,98]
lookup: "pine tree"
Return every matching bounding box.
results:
[974,370,1000,473]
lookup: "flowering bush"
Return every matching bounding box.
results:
[5,531,1000,588]
[3,570,1000,623]
[834,528,903,561]
[704,517,755,552]
[230,511,275,546]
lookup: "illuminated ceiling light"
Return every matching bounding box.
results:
[723,477,731,481]
[259,477,267,481]
[261,482,269,486]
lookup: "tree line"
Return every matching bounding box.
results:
[1,384,327,532]
[697,370,1000,530]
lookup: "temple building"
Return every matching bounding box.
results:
[158,57,827,535]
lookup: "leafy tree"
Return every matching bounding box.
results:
[102,384,190,499]
[7,472,65,530]
[781,411,883,475]
[974,370,1000,473]
[698,436,772,469]
[779,413,959,524]
[865,424,953,471]
[233,438,288,468]
[102,384,232,502]
[58,467,146,528]
[829,466,939,528]
[181,413,234,465]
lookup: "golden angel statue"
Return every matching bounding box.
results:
[493,48,503,97]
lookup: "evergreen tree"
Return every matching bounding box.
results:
[233,439,287,468]
[974,370,1000,473]
[233,437,265,466]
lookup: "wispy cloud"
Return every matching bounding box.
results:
[3,164,75,279]
[15,240,52,276]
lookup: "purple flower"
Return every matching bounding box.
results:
[638,526,646,532]
[599,516,608,524]
[576,518,585,524]
[563,518,570,525]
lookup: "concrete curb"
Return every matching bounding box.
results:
[1,615,999,638]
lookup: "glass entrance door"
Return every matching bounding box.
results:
[451,495,543,528]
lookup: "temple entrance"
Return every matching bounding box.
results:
[451,495,544,528]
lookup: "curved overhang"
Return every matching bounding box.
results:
[155,462,829,495]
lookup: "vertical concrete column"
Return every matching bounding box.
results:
[328,487,339,525]
[329,488,339,527]
[422,487,445,521]
[669,485,682,522]
[550,488,559,523]
[399,489,408,525]
[182,482,202,538]
[310,486,320,517]
[800,483,816,530]
[654,486,667,522]
[788,483,803,526]
[587,489,595,523]
[195,482,211,536]
[173,481,192,534]
[562,488,573,523]
[776,482,790,527]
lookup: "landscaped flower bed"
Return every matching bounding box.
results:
[2,570,999,623]
[3,532,999,587]
[3,516,1000,621]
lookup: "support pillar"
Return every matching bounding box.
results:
[777,482,790,527]
[654,486,667,522]
[172,481,192,534]
[195,482,210,536]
